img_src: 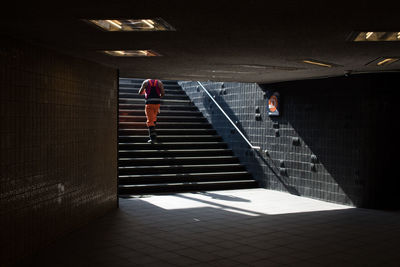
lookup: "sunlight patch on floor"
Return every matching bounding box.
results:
[131,188,353,216]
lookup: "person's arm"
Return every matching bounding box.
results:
[159,81,165,97]
[138,80,147,95]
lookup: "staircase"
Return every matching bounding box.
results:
[118,78,258,195]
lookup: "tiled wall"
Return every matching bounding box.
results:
[179,74,398,208]
[0,36,118,265]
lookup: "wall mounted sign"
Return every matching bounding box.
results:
[267,92,280,116]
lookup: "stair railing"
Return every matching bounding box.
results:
[197,81,261,151]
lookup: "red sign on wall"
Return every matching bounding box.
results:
[268,92,280,116]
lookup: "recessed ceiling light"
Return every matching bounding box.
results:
[365,57,400,66]
[205,70,253,74]
[87,18,175,31]
[234,64,302,71]
[302,59,338,68]
[370,57,399,66]
[352,31,400,42]
[376,58,399,66]
[103,50,161,57]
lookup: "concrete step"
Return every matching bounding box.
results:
[118,142,227,150]
[119,171,252,184]
[119,88,184,95]
[119,93,189,100]
[118,122,213,129]
[119,86,181,91]
[119,82,180,89]
[119,81,180,86]
[118,180,258,195]
[119,163,246,175]
[118,155,238,166]
[119,98,193,105]
[118,135,223,142]
[119,78,178,86]
[119,109,202,117]
[118,129,217,136]
[119,148,234,157]
[119,104,199,111]
[119,115,207,123]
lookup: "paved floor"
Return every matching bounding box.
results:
[24,189,400,267]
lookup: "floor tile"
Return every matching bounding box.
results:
[21,188,400,267]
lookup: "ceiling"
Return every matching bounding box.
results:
[1,1,399,83]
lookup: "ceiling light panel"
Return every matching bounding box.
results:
[367,57,400,66]
[302,59,339,68]
[103,50,161,57]
[233,64,302,71]
[377,58,399,66]
[352,31,400,42]
[88,18,175,31]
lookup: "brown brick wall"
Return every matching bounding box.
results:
[0,36,118,266]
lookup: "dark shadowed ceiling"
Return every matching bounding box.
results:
[1,0,399,83]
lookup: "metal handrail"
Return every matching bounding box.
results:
[197,81,261,151]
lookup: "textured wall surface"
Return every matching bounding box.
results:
[180,74,398,208]
[0,36,118,265]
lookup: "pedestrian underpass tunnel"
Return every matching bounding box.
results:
[1,2,400,266]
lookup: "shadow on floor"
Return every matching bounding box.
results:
[194,192,251,202]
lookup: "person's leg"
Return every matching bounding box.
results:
[145,104,158,143]
[148,126,156,143]
[150,104,161,142]
[153,104,161,125]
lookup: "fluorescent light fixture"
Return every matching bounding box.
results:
[366,57,400,66]
[103,50,161,57]
[141,19,155,29]
[352,31,400,41]
[376,57,399,66]
[234,64,302,71]
[206,70,253,74]
[106,20,122,29]
[365,32,374,39]
[87,18,175,31]
[302,59,335,68]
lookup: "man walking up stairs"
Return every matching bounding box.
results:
[138,79,165,143]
